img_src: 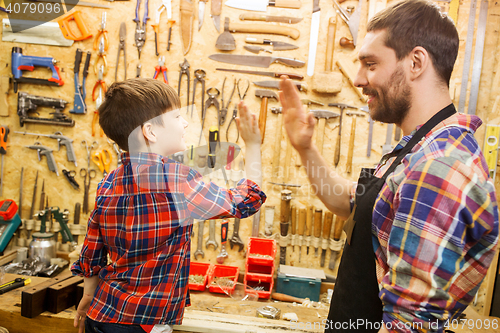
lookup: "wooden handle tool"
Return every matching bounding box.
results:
[272,292,305,303]
[313,208,322,257]
[346,114,357,174]
[228,20,300,40]
[325,16,337,72]
[320,211,333,266]
[272,111,283,178]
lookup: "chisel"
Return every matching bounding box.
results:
[279,190,292,265]
[305,205,313,255]
[329,217,344,270]
[297,208,306,262]
[320,211,333,267]
[313,208,322,257]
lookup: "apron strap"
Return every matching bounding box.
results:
[378,104,456,183]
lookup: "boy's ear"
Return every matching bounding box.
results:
[142,122,157,143]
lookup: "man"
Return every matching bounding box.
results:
[279,0,499,332]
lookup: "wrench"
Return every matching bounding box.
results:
[194,220,205,259]
[229,217,244,252]
[206,219,218,250]
[216,219,229,264]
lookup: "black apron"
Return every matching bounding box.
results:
[326,104,456,332]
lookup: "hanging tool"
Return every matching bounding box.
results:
[245,37,298,51]
[209,53,305,68]
[93,65,107,105]
[345,111,365,174]
[39,180,45,211]
[229,218,244,252]
[320,211,333,266]
[297,207,306,262]
[336,58,367,102]
[198,0,207,30]
[206,219,218,250]
[25,142,59,176]
[178,58,190,107]
[290,205,297,252]
[244,45,272,54]
[279,189,292,265]
[332,0,363,47]
[216,68,303,81]
[70,49,91,115]
[92,148,112,177]
[211,0,222,32]
[253,80,307,92]
[226,78,249,143]
[30,171,38,219]
[57,11,93,41]
[62,170,80,190]
[199,88,219,145]
[153,56,168,83]
[271,107,283,178]
[80,140,98,214]
[134,0,150,59]
[225,0,301,12]
[17,92,74,128]
[216,219,229,263]
[329,217,344,270]
[328,103,357,167]
[14,131,77,167]
[307,0,320,77]
[208,126,220,169]
[11,47,64,93]
[194,221,205,259]
[94,38,108,76]
[191,69,206,118]
[152,0,174,55]
[484,124,500,180]
[458,0,478,113]
[255,90,278,144]
[0,126,8,196]
[305,205,313,255]
[115,22,127,82]
[219,77,236,128]
[240,13,303,24]
[313,208,322,257]
[93,13,109,51]
[18,168,23,232]
[180,0,194,55]
[92,65,107,136]
[310,110,340,156]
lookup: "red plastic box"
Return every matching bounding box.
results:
[207,264,240,294]
[189,262,213,291]
[246,238,277,265]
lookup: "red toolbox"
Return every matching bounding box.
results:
[244,237,277,299]
[207,264,239,294]
[189,262,213,291]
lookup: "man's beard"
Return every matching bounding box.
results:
[363,65,411,126]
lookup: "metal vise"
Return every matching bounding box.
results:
[17,92,74,127]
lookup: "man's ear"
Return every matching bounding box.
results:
[142,122,157,143]
[408,46,429,80]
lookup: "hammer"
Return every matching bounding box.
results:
[345,111,366,174]
[271,107,283,178]
[309,110,340,155]
[255,89,278,144]
[328,103,357,167]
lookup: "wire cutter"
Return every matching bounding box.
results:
[94,37,108,75]
[191,69,206,117]
[219,77,236,127]
[92,148,112,177]
[93,12,109,51]
[226,78,249,142]
[153,56,168,83]
[115,22,127,82]
[152,0,175,55]
[199,87,219,145]
[93,65,107,103]
[178,58,190,107]
[134,0,150,59]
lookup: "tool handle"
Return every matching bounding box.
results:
[143,0,150,24]
[272,292,304,303]
[274,0,302,9]
[323,211,333,239]
[58,11,93,41]
[298,208,306,235]
[225,145,235,170]
[346,115,356,174]
[313,208,322,238]
[228,21,300,40]
[290,205,297,235]
[305,205,313,236]
[83,52,91,79]
[333,216,344,240]
[0,126,9,155]
[74,49,82,74]
[62,139,77,166]
[273,72,304,80]
[316,118,326,155]
[134,0,141,22]
[0,278,29,295]
[39,181,45,211]
[339,37,354,49]
[272,113,283,177]
[333,129,341,167]
[208,126,218,168]
[74,203,81,224]
[325,16,336,72]
[211,0,221,15]
[258,97,268,144]
[221,219,228,244]
[280,190,292,223]
[274,57,304,68]
[41,149,59,176]
[240,13,267,21]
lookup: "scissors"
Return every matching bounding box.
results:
[80,168,97,214]
[92,148,112,176]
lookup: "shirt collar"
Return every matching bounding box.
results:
[121,152,173,166]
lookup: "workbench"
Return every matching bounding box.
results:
[1,273,499,333]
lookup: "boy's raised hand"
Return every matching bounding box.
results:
[279,77,316,152]
[236,101,261,146]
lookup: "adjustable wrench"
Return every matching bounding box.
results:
[206,219,218,250]
[194,220,205,259]
[229,217,244,252]
[216,219,229,264]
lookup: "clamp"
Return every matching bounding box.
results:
[153,56,168,83]
[191,69,206,117]
[219,77,236,127]
[177,58,190,107]
[226,78,249,142]
[134,0,150,59]
[152,0,175,55]
[70,49,91,114]
[115,22,127,82]
[94,37,108,75]
[93,12,109,51]
[198,87,219,145]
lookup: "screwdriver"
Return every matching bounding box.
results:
[0,126,9,196]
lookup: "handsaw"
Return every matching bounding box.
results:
[180,0,194,55]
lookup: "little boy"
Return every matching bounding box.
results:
[72,78,266,333]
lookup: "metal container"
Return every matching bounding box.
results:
[29,232,56,266]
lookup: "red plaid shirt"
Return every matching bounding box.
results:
[71,152,266,325]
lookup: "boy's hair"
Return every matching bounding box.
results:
[368,0,459,86]
[99,78,181,151]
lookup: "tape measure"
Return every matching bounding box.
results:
[483,124,500,180]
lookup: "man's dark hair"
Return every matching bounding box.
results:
[367,0,459,86]
[99,78,181,151]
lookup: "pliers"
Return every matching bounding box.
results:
[178,58,190,107]
[92,65,107,103]
[93,12,109,52]
[115,22,127,82]
[219,77,236,127]
[134,0,150,59]
[92,66,106,137]
[94,37,108,75]
[226,78,249,142]
[191,69,206,117]
[152,0,175,55]
[153,56,168,83]
[199,87,219,145]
